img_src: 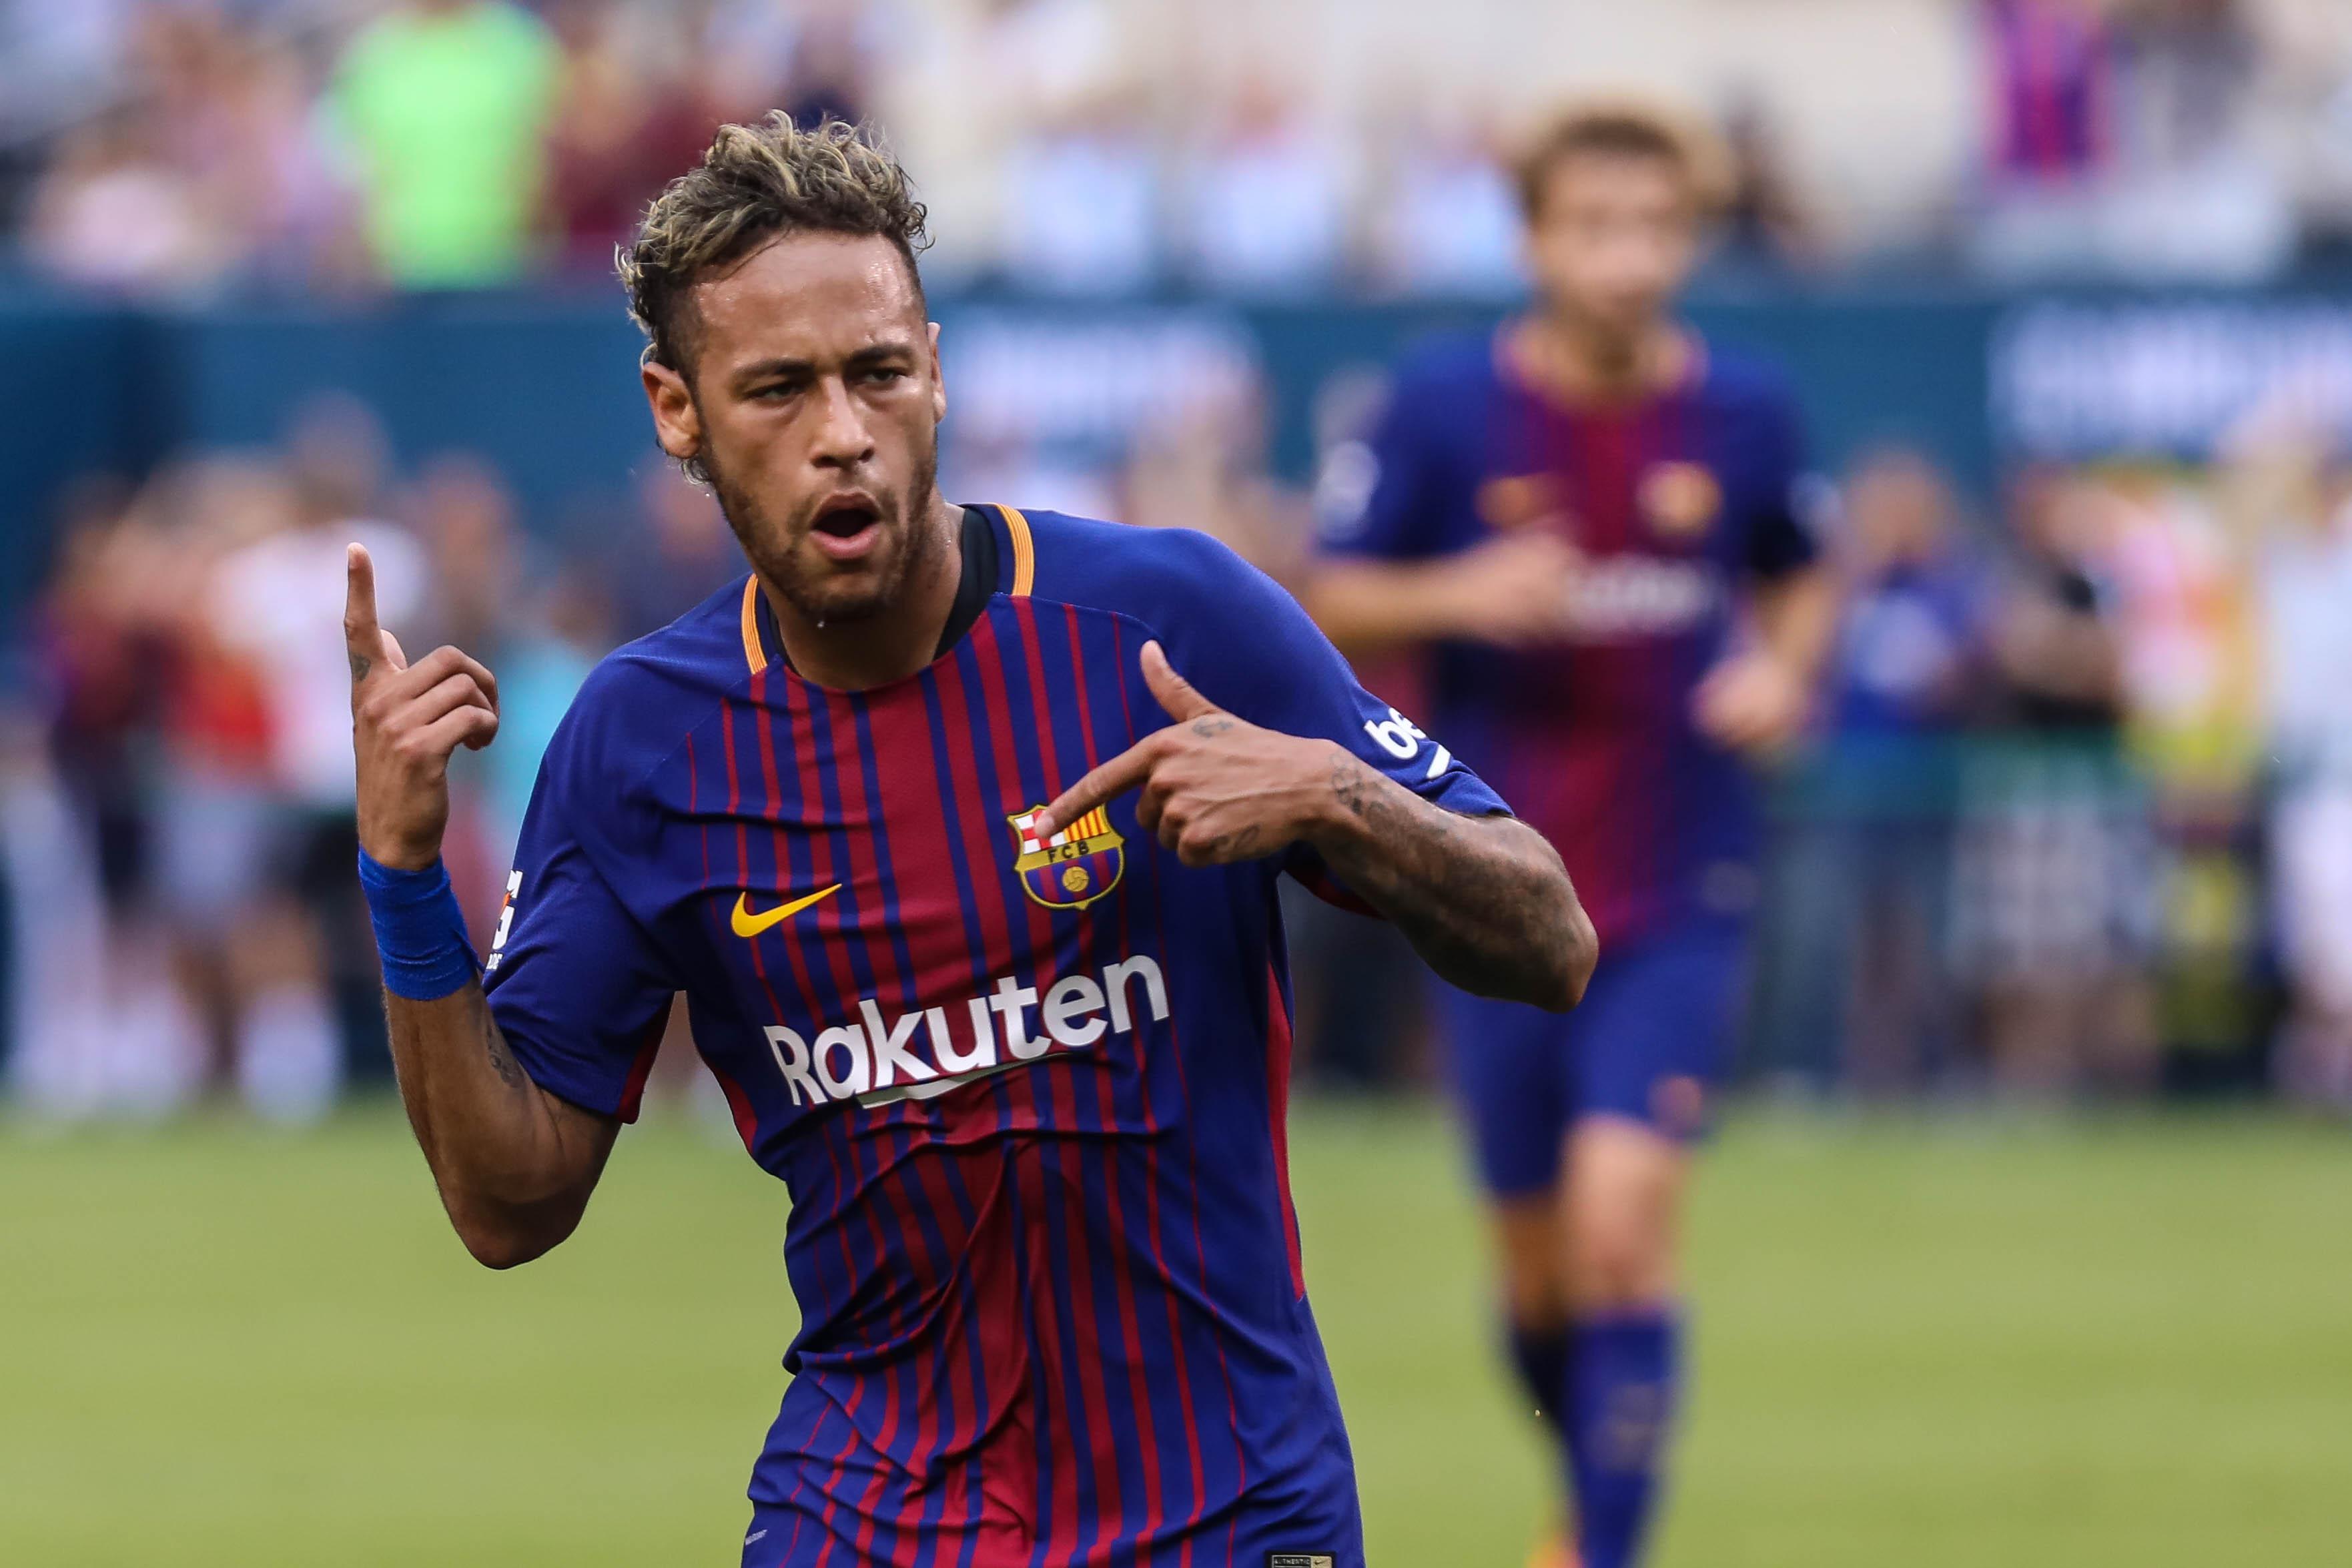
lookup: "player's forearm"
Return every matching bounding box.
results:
[1753,566,1839,685]
[384,984,613,1268]
[1306,749,1597,1012]
[1301,560,1469,656]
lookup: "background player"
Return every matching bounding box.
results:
[1307,102,1838,1568]
[345,115,1595,1566]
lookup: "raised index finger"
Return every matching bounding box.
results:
[1033,738,1161,840]
[344,544,380,683]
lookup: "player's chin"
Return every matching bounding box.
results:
[796,562,899,625]
[787,524,897,599]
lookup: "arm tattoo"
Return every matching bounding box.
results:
[482,1014,526,1089]
[1329,750,1373,821]
[1329,751,1455,842]
[1316,751,1584,1009]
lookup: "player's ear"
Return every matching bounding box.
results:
[926,321,946,424]
[642,354,703,467]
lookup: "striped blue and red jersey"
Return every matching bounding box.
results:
[1320,332,1822,945]
[482,504,1505,1567]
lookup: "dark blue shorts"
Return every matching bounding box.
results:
[1437,917,1749,1198]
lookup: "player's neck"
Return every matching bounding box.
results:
[765,494,964,691]
[1511,310,1689,404]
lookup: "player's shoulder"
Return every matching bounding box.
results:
[1014,510,1336,713]
[1020,510,1284,636]
[1386,330,1505,405]
[543,576,751,787]
[1693,339,1803,423]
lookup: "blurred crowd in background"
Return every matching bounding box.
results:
[5,396,742,1118]
[5,0,2352,1127]
[13,0,2352,297]
[13,388,2352,1126]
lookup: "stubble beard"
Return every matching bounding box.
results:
[701,437,942,627]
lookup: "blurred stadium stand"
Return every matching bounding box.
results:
[6,0,2352,1122]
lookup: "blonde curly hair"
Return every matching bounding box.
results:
[619,113,929,378]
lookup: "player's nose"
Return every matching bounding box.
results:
[810,376,877,469]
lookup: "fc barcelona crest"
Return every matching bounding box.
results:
[1008,805,1126,910]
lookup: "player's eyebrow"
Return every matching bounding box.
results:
[728,340,917,392]
[727,355,815,392]
[843,340,920,370]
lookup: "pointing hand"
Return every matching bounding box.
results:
[1033,641,1342,869]
[347,543,500,871]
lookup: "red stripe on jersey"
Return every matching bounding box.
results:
[930,629,1025,1127]
[822,684,951,1568]
[874,675,1005,1545]
[616,1012,665,1123]
[851,701,975,1568]
[1012,1139,1082,1558]
[1564,406,1635,929]
[731,687,893,1563]
[775,678,919,1563]
[877,674,999,1549]
[1634,396,1683,924]
[1290,860,1379,917]
[753,681,880,1563]
[963,610,1086,1548]
[811,689,908,1567]
[1105,615,1208,1545]
[1264,964,1305,1296]
[967,617,1062,997]
[1130,851,1251,1557]
[1064,601,1167,1545]
[928,637,1039,1547]
[1012,597,1124,1563]
[709,1057,760,1153]
[960,622,1060,1158]
[726,691,851,1293]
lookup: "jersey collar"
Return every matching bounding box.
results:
[737,503,1036,680]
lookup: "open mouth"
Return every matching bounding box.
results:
[809,495,883,558]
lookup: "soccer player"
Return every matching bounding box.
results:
[345,116,1596,1567]
[1306,103,1838,1568]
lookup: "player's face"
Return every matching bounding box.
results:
[645,232,949,625]
[1525,152,1700,342]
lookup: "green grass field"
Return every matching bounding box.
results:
[4,1102,2349,1565]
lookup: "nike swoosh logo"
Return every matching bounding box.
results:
[731,883,842,937]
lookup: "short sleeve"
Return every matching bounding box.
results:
[1315,371,1449,562]
[482,759,678,1122]
[1743,388,1828,582]
[1148,533,1511,905]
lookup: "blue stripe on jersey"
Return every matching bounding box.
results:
[1098,613,1210,1539]
[1105,621,1252,1535]
[1000,602,1116,1557]
[847,692,967,1559]
[1038,602,1160,1546]
[486,511,1505,1565]
[952,621,1084,1553]
[812,687,928,1565]
[912,657,1005,1549]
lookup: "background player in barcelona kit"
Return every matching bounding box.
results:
[343,116,1596,1567]
[1308,103,1839,1568]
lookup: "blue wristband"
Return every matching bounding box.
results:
[357,851,482,1002]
